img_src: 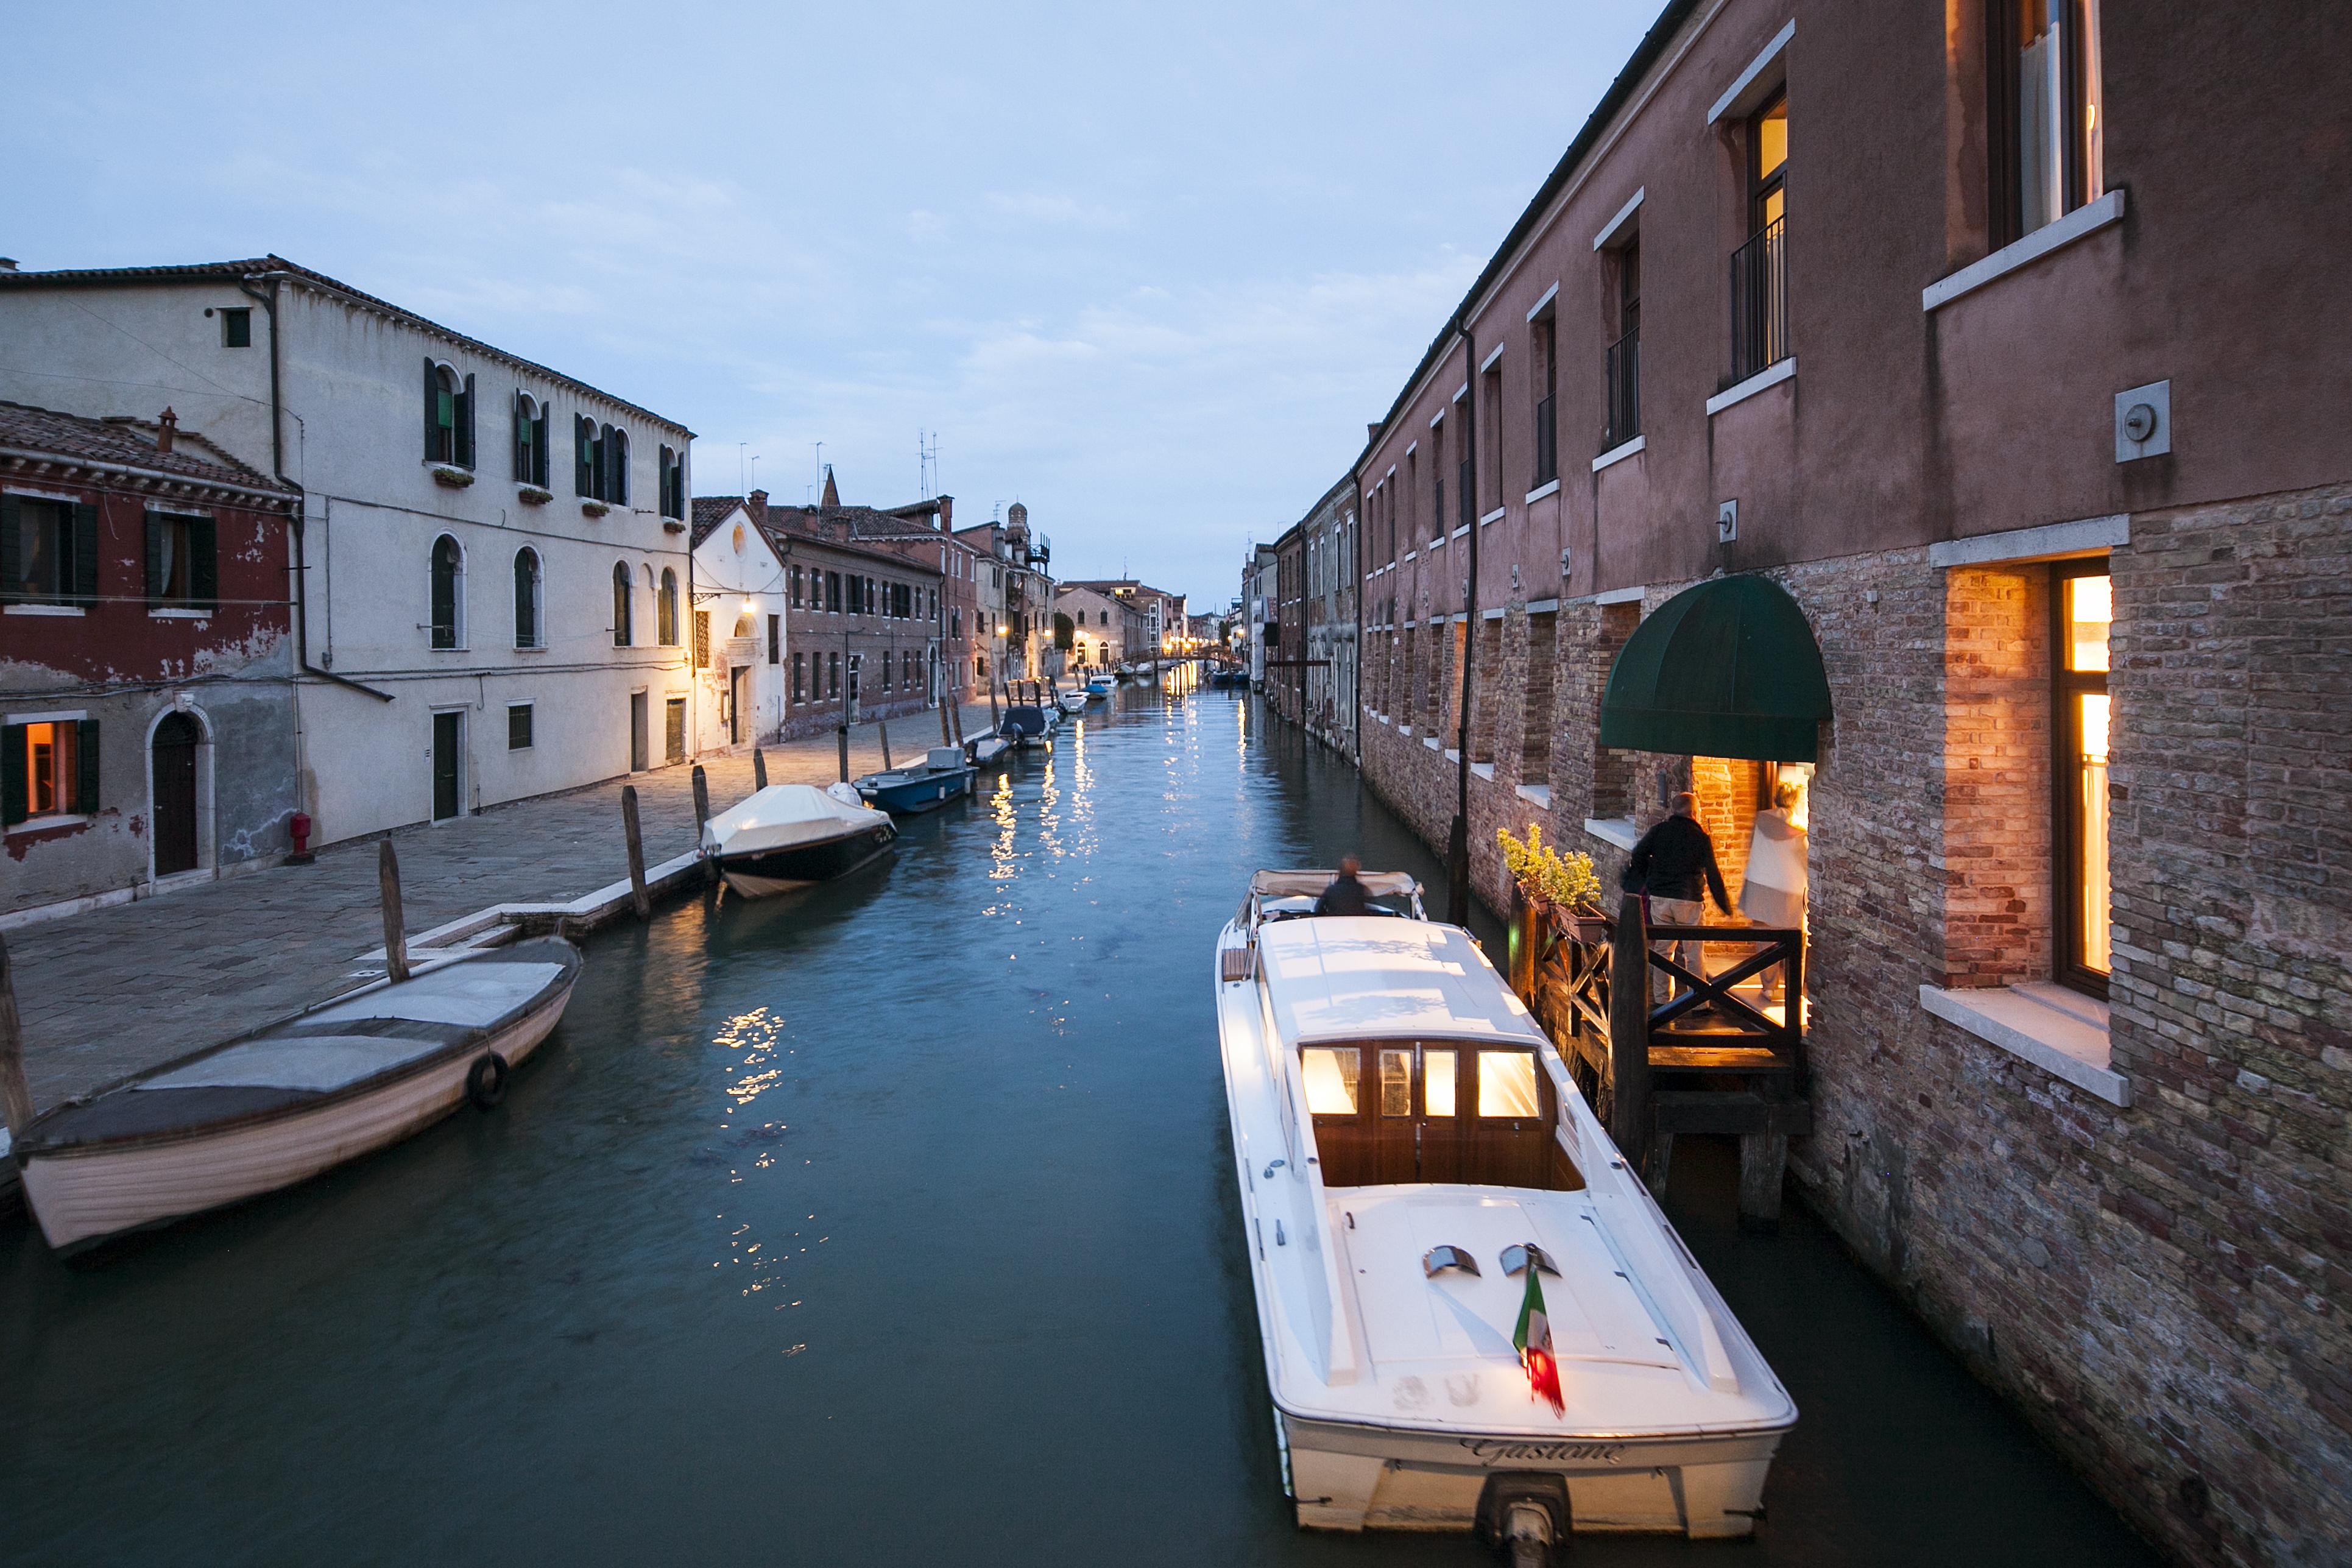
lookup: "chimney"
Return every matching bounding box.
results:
[1367,422,1381,443]
[0,259,18,272]
[157,406,178,454]
[747,489,768,526]
[937,494,953,533]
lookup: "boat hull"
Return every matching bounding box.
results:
[1280,1411,1780,1536]
[21,988,573,1254]
[715,823,895,896]
[858,768,973,814]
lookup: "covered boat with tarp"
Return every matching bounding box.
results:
[13,938,581,1255]
[701,783,896,897]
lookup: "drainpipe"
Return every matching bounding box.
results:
[1449,322,1478,926]
[237,271,393,705]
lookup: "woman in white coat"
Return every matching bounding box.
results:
[1739,781,1808,1003]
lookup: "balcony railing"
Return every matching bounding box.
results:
[1603,328,1640,450]
[1533,395,1558,487]
[1729,216,1787,383]
[1458,459,1475,529]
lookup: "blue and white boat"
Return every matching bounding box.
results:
[999,705,1052,749]
[855,747,976,814]
[1085,676,1114,699]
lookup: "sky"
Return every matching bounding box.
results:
[13,1,1657,609]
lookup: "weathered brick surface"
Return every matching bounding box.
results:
[1321,484,2352,1567]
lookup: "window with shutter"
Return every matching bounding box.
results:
[5,719,87,823]
[693,609,710,669]
[1,724,26,824]
[430,535,462,649]
[576,415,593,495]
[612,561,632,647]
[144,510,217,610]
[456,374,476,469]
[515,393,535,482]
[535,408,551,486]
[514,548,542,649]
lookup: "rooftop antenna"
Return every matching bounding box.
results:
[748,454,758,495]
[738,442,747,498]
[813,440,825,501]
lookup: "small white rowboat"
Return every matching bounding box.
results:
[13,938,581,1255]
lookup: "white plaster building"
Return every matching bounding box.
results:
[0,257,696,846]
[690,498,788,755]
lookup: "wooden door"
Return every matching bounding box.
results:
[729,668,747,744]
[1417,1046,1466,1183]
[1467,1047,1553,1188]
[1302,1045,1370,1187]
[151,713,199,875]
[630,693,649,772]
[1371,1046,1418,1183]
[665,698,686,764]
[432,711,462,821]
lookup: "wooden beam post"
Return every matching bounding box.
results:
[691,765,713,885]
[378,839,411,986]
[621,783,651,920]
[0,929,34,1140]
[752,746,768,790]
[1606,891,1651,1178]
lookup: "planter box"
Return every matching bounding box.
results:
[581,500,610,518]
[430,465,476,489]
[518,484,553,506]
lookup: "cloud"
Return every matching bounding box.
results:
[984,191,1131,229]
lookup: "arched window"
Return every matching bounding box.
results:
[514,393,548,486]
[514,548,542,649]
[612,562,633,647]
[657,568,679,646]
[424,362,473,467]
[429,534,463,649]
[607,428,629,506]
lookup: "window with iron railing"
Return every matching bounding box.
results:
[1531,316,1558,487]
[1458,459,1474,530]
[1729,216,1787,383]
[1604,329,1640,448]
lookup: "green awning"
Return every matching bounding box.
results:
[1598,576,1832,762]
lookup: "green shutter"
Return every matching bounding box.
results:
[191,518,218,610]
[1,724,25,824]
[513,392,528,481]
[456,375,476,469]
[2,493,20,601]
[146,509,166,604]
[76,718,100,815]
[575,416,591,495]
[536,411,550,486]
[425,358,439,459]
[73,503,99,604]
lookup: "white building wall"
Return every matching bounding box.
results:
[691,506,788,754]
[0,272,696,846]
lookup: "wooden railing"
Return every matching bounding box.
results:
[1509,890,1812,1231]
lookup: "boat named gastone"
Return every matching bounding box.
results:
[1213,871,1794,1561]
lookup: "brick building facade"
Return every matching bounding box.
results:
[1320,4,2352,1564]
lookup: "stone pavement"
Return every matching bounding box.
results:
[6,701,1000,1109]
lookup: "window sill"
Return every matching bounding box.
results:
[1525,478,1562,504]
[1918,982,2130,1106]
[1403,551,1418,563]
[5,604,86,618]
[1706,358,1795,416]
[1397,724,1413,736]
[1516,783,1551,808]
[1469,761,1494,781]
[149,607,213,620]
[1423,736,1442,752]
[1923,189,2127,313]
[515,643,549,654]
[1583,815,1639,851]
[5,813,90,836]
[1443,747,1461,763]
[1593,434,1645,471]
[1478,509,1505,528]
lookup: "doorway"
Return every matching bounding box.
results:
[1305,1040,1564,1189]
[729,666,748,745]
[151,712,201,876]
[630,692,649,772]
[432,711,463,821]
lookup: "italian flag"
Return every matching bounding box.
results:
[1513,1264,1566,1415]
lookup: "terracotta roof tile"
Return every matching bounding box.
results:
[0,400,291,498]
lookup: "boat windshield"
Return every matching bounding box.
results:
[1299,1039,1579,1192]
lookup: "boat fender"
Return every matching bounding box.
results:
[466,1051,511,1111]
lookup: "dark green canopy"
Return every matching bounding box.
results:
[1598,576,1832,762]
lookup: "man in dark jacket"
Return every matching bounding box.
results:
[1315,856,1372,916]
[1628,793,1731,1001]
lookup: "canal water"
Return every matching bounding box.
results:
[1,679,2157,1567]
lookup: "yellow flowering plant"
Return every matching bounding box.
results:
[1497,824,1603,914]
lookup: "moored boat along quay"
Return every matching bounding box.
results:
[1,685,2159,1566]
[2,704,998,1112]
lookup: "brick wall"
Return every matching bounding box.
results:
[1349,493,2352,1565]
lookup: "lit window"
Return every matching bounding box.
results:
[1302,1047,1360,1115]
[1379,1049,1411,1116]
[2056,565,2111,991]
[4,719,91,825]
[1424,1050,1457,1117]
[1993,0,2103,244]
[1477,1051,1540,1118]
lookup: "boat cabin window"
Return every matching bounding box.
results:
[1301,1040,1580,1192]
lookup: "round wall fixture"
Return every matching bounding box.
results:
[2122,403,2158,442]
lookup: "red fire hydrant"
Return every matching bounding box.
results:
[289,811,314,865]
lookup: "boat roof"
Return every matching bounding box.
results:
[1257,919,1550,1046]
[703,783,886,855]
[1249,869,1419,899]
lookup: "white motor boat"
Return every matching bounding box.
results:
[701,783,895,897]
[1056,689,1091,715]
[1214,871,1794,1555]
[15,939,581,1255]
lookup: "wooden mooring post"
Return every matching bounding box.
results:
[1507,886,1539,1001]
[621,784,651,920]
[1606,892,1651,1181]
[878,722,892,771]
[0,929,34,1142]
[752,746,768,789]
[938,692,955,747]
[378,839,411,985]
[691,765,713,885]
[836,725,850,783]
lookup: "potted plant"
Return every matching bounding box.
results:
[1497,824,1608,941]
[430,464,475,489]
[581,499,610,518]
[518,484,553,506]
